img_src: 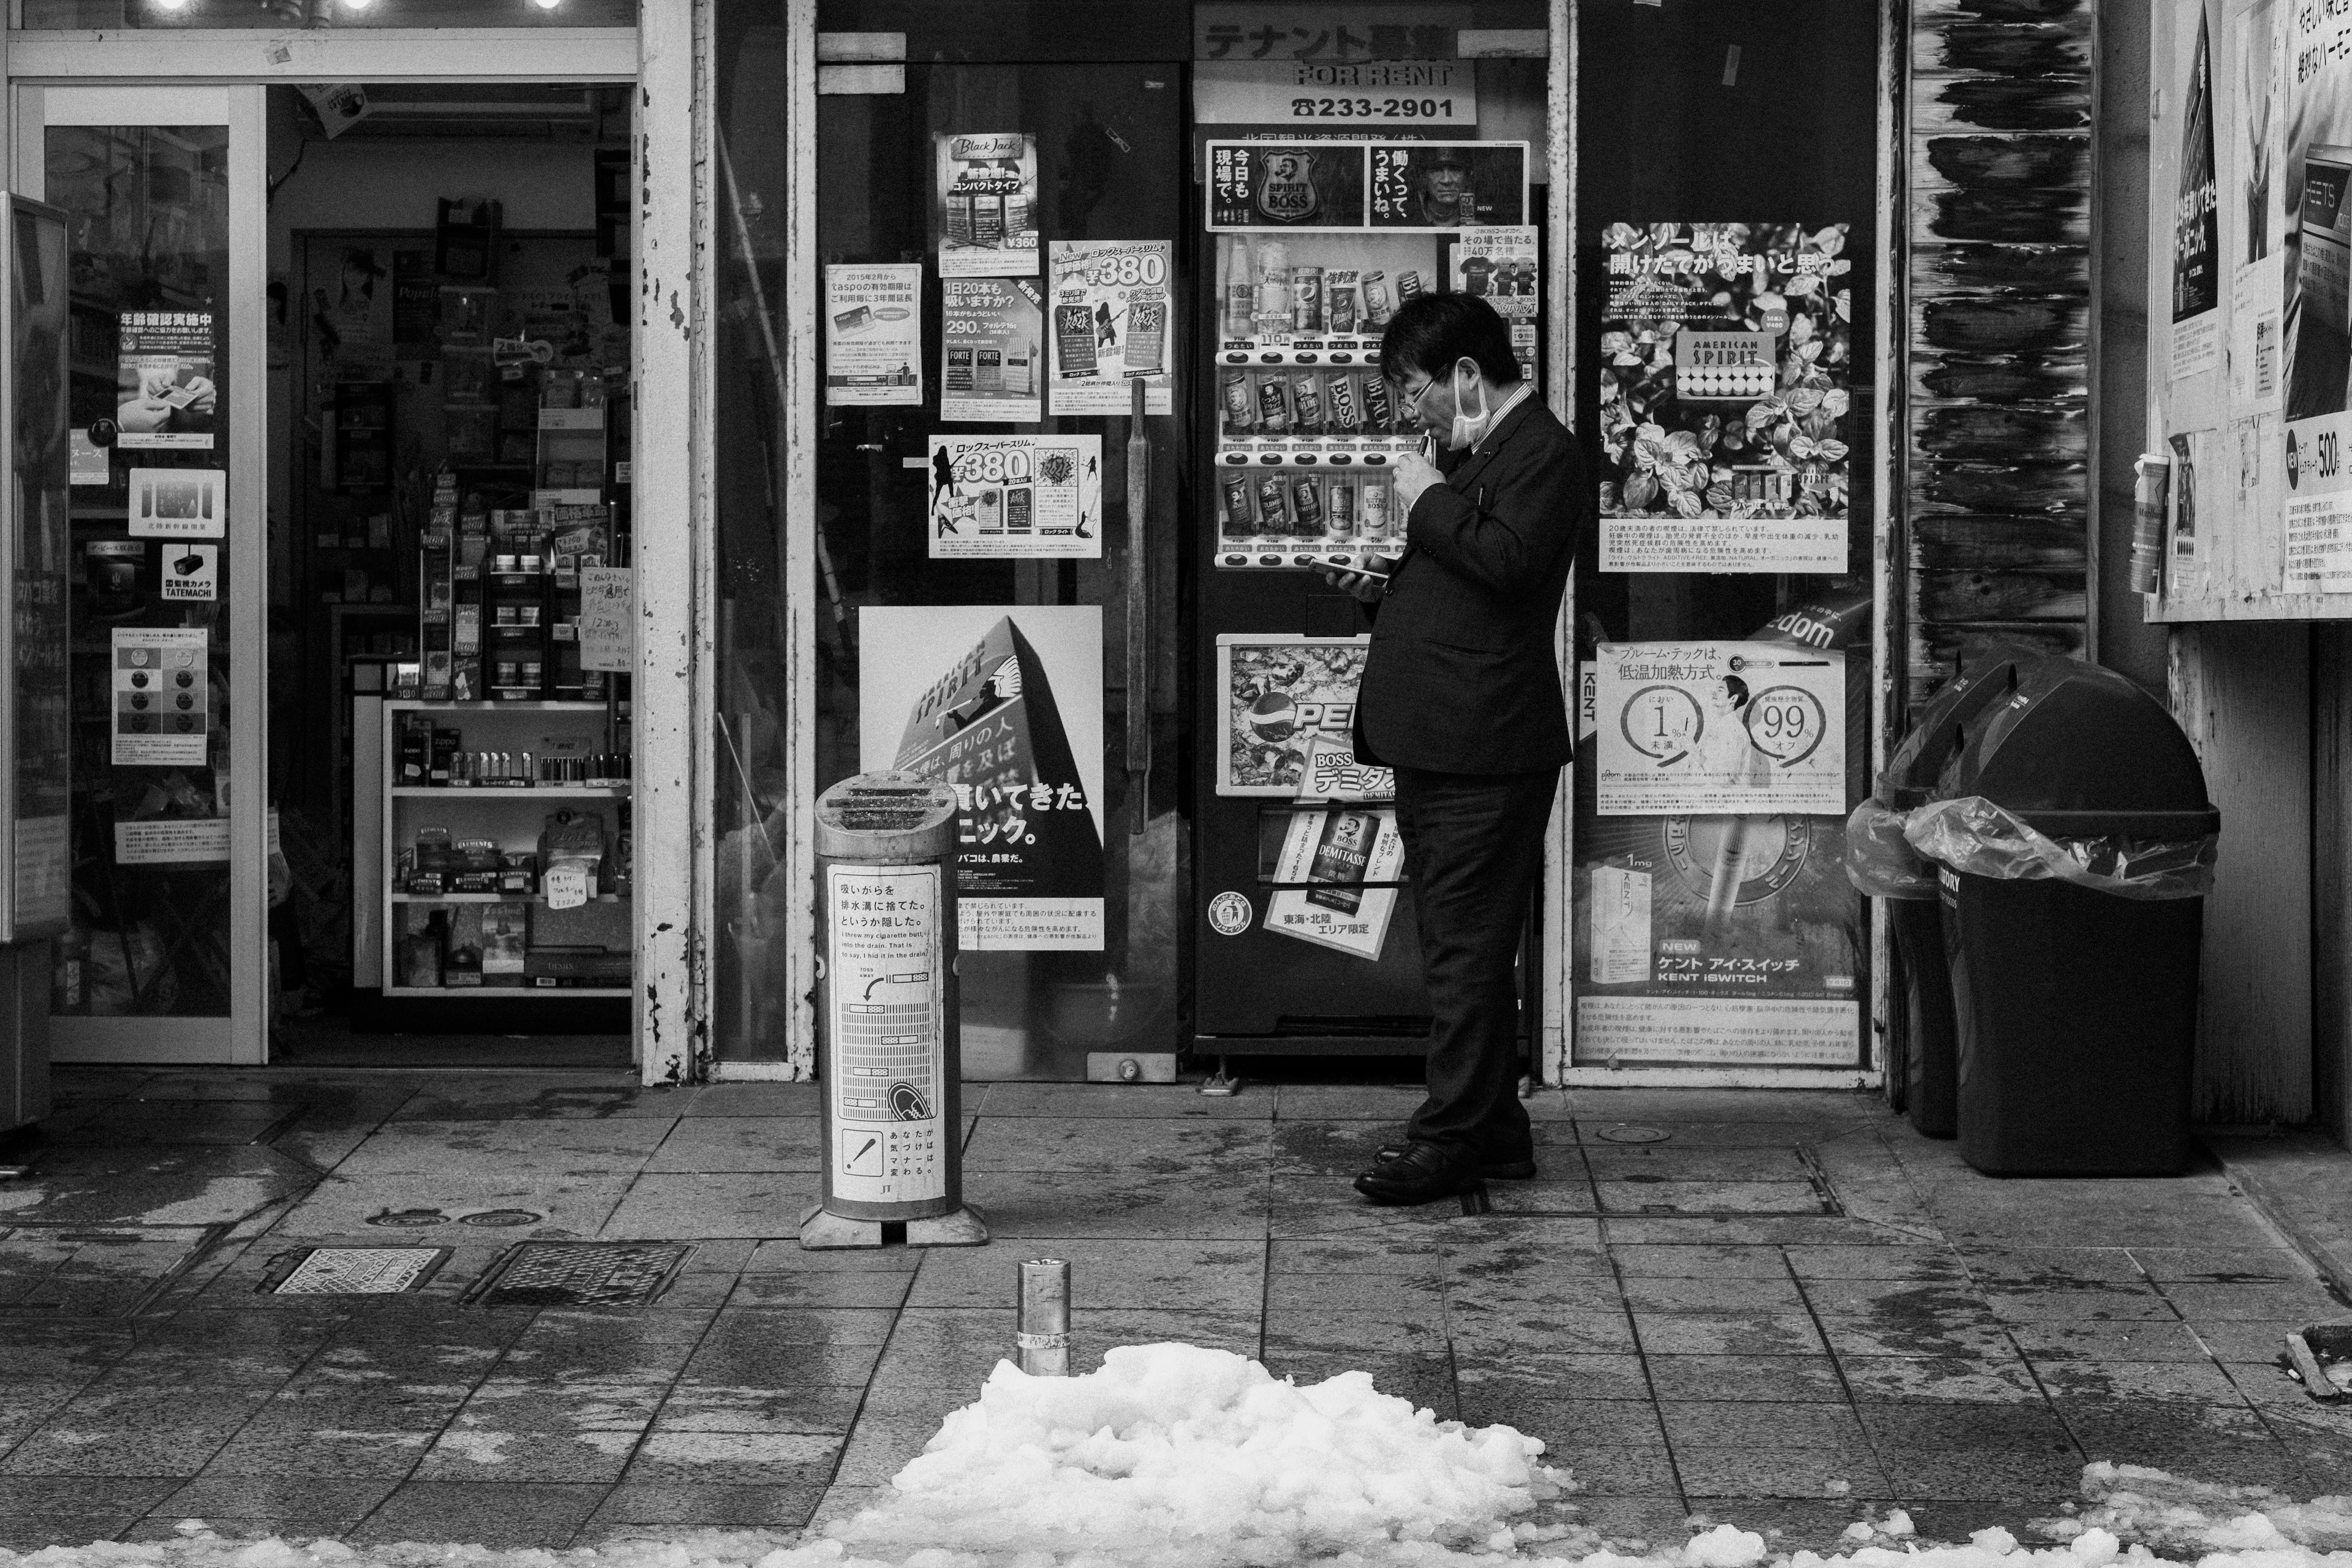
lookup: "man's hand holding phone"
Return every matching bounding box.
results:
[1311,552,1395,604]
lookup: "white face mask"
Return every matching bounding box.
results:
[1446,363,1493,452]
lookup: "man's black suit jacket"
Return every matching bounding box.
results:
[1354,396,1585,775]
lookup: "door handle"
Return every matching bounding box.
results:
[1125,377,1150,835]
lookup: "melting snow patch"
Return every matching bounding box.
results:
[7,1354,2352,1568]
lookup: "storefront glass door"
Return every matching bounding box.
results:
[15,85,269,1061]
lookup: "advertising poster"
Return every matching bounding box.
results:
[1592,641,1846,816]
[116,312,217,450]
[110,626,209,767]
[1596,223,1853,574]
[935,133,1039,277]
[2228,0,2285,415]
[1205,140,1528,232]
[1450,226,1540,387]
[859,606,1104,951]
[1264,733,1403,962]
[823,263,923,407]
[2174,2,2224,382]
[940,277,1044,423]
[1572,671,1861,1069]
[1215,634,1370,796]
[926,434,1101,559]
[127,467,224,538]
[1046,240,1174,417]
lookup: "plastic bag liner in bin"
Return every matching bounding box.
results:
[1903,793,2217,900]
[1844,797,1939,900]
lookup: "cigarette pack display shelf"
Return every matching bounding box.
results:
[366,696,633,1020]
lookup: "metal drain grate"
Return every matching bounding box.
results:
[264,1246,451,1295]
[464,1240,693,1308]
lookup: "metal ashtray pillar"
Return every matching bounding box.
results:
[801,772,988,1250]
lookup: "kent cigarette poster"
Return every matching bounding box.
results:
[823,263,923,407]
[1215,635,1370,797]
[858,606,1104,951]
[1596,222,1852,574]
[1592,641,1845,816]
[1047,241,1175,417]
[926,434,1101,560]
[116,312,217,450]
[935,132,1039,278]
[110,627,209,767]
[940,277,1044,423]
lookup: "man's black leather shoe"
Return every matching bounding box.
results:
[1374,1142,1537,1180]
[1354,1140,1485,1205]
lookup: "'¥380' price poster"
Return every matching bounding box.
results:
[1047,240,1174,417]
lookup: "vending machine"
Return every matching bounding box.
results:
[1186,91,1544,1061]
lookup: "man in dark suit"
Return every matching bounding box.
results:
[1314,293,1584,1205]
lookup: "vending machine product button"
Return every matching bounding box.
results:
[1365,454,1389,466]
[1329,454,1354,466]
[1223,352,1249,364]
[1221,554,1248,567]
[1223,452,1248,465]
[1295,352,1320,364]
[1291,554,1317,567]
[1259,453,1283,465]
[1258,353,1284,364]
[1257,554,1284,567]
[1295,453,1317,466]
[1330,353,1355,364]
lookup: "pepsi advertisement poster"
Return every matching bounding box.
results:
[1215,634,1370,796]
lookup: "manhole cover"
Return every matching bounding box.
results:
[1596,1125,1672,1144]
[265,1246,450,1295]
[457,1208,544,1228]
[368,1208,450,1227]
[465,1240,693,1308]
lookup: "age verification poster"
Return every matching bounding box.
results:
[1596,223,1852,574]
[859,606,1104,951]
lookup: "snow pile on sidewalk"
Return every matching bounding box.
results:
[825,1341,1564,1564]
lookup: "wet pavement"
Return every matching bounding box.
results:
[0,1069,2346,1551]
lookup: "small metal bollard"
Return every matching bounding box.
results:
[1017,1257,1071,1376]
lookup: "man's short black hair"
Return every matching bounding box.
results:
[1379,293,1520,386]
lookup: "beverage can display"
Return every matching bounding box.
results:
[1221,474,1256,536]
[1362,479,1390,537]
[1257,238,1291,329]
[1396,269,1425,303]
[1292,265,1324,333]
[1362,373,1393,429]
[1221,369,1254,433]
[1327,272,1359,334]
[1325,372,1360,432]
[1256,374,1291,432]
[1291,372,1324,432]
[1362,271,1393,327]
[1224,236,1258,337]
[1327,478,1357,538]
[1256,472,1291,532]
[1291,472,1324,535]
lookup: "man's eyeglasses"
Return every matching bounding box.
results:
[1398,377,1433,412]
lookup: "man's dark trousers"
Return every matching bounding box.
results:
[1392,764,1556,1157]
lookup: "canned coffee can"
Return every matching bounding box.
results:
[1326,372,1361,432]
[1221,473,1257,536]
[1291,473,1324,535]
[1292,266,1324,334]
[1362,480,1390,537]
[1363,374,1393,429]
[1362,271,1393,327]
[1327,478,1357,538]
[1396,269,1425,302]
[1327,279,1358,335]
[1221,369,1254,433]
[1256,473,1291,532]
[1256,374,1291,433]
[1291,372,1324,432]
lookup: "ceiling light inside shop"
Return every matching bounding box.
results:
[530,0,563,10]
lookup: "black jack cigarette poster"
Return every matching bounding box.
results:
[1597,224,1852,574]
[936,133,1040,278]
[859,607,1104,951]
[116,312,217,450]
[1047,241,1174,417]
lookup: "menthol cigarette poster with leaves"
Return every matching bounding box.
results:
[1597,222,1854,575]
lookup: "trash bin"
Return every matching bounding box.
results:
[1846,656,2026,1138]
[1905,658,2220,1177]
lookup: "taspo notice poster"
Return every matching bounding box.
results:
[1596,224,1852,574]
[859,606,1104,951]
[823,263,923,407]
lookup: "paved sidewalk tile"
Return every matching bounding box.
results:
[0,1065,2343,1553]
